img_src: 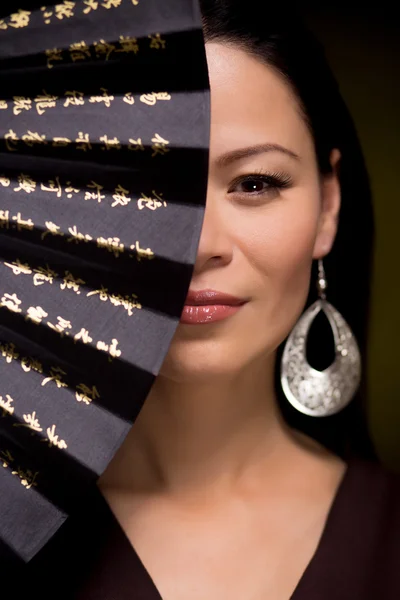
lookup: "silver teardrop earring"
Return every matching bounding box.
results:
[280,258,361,417]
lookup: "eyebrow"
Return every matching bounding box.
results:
[215,143,301,167]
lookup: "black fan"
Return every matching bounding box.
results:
[0,0,209,563]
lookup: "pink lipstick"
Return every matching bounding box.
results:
[180,289,248,324]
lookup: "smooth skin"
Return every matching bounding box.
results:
[99,43,347,600]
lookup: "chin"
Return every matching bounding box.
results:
[159,345,245,382]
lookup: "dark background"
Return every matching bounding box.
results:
[302,3,400,468]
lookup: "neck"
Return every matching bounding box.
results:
[99,352,300,498]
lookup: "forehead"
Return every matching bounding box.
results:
[205,42,313,158]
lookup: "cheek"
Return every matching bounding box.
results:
[233,194,320,327]
[235,194,319,269]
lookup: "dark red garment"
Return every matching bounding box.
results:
[6,456,400,599]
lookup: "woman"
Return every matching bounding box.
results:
[14,1,400,598]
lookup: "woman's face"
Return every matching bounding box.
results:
[159,43,341,382]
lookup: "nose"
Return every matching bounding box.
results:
[191,185,234,276]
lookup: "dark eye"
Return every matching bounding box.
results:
[228,173,292,197]
[235,177,270,194]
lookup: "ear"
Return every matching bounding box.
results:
[312,149,342,260]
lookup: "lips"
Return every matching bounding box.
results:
[180,289,248,324]
[180,304,244,324]
[184,289,247,306]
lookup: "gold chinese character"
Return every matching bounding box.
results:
[0,450,14,468]
[148,33,166,50]
[14,173,36,194]
[89,87,114,108]
[138,190,167,210]
[0,210,10,228]
[35,90,58,115]
[14,411,42,433]
[140,93,156,106]
[120,294,141,316]
[96,237,124,257]
[45,47,63,69]
[96,338,121,362]
[43,424,68,449]
[33,265,58,286]
[101,0,122,8]
[0,176,10,187]
[76,132,92,151]
[84,180,105,202]
[26,306,48,325]
[96,340,108,352]
[5,129,18,152]
[12,213,34,232]
[41,6,53,24]
[132,0,139,4]
[69,41,91,61]
[65,182,80,198]
[95,338,121,360]
[123,93,135,105]
[0,20,7,31]
[52,137,71,147]
[41,221,64,240]
[110,294,129,307]
[11,468,39,490]
[0,100,7,109]
[42,366,68,389]
[97,237,109,250]
[22,131,47,147]
[83,0,99,13]
[41,176,63,197]
[151,133,170,157]
[111,184,131,207]
[93,39,116,60]
[128,137,145,151]
[109,293,123,307]
[21,356,43,374]
[117,35,139,54]
[0,342,19,364]
[0,287,21,313]
[48,316,72,336]
[108,239,124,258]
[75,383,99,405]
[100,135,121,150]
[55,1,75,20]
[64,90,85,107]
[87,285,109,301]
[73,328,93,344]
[21,470,39,490]
[67,225,93,243]
[4,259,32,275]
[0,293,22,314]
[140,91,171,106]
[13,96,32,116]
[60,271,85,294]
[0,395,14,417]
[156,92,171,101]
[109,338,121,359]
[109,293,141,315]
[130,241,155,262]
[9,10,31,29]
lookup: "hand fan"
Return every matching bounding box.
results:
[0,0,209,563]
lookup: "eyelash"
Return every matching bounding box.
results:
[228,170,292,199]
